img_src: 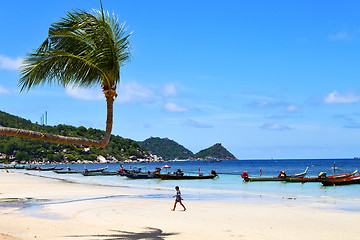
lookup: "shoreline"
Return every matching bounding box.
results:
[4,168,360,213]
[1,157,357,166]
[1,172,360,239]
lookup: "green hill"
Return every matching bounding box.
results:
[0,110,149,163]
[138,137,194,160]
[194,143,237,160]
[138,138,237,160]
[0,111,238,163]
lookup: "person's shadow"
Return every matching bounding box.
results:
[66,227,178,240]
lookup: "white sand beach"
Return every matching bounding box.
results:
[0,171,359,240]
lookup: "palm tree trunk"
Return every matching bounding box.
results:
[100,88,116,147]
[0,91,117,148]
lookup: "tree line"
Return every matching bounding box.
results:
[0,110,148,163]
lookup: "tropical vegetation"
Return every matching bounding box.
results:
[138,137,194,160]
[0,110,148,164]
[0,4,131,148]
[194,143,237,160]
[138,138,237,160]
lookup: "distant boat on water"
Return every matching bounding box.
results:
[122,172,159,179]
[121,166,161,179]
[38,166,63,171]
[78,166,108,173]
[155,169,218,180]
[4,165,25,169]
[321,174,360,186]
[286,170,357,183]
[81,171,119,176]
[242,167,309,182]
[53,167,80,174]
[154,172,218,180]
[203,157,222,163]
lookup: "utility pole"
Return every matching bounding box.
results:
[40,111,48,126]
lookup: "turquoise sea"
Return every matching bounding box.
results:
[17,158,360,212]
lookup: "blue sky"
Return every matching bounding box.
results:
[1,0,360,159]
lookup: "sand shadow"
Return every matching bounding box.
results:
[66,227,178,240]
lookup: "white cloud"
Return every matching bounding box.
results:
[65,86,103,100]
[210,113,260,120]
[249,101,299,112]
[260,123,291,131]
[286,104,298,112]
[0,55,23,71]
[162,84,177,97]
[116,81,154,103]
[238,91,279,101]
[0,85,11,95]
[252,101,271,108]
[183,119,212,128]
[164,102,188,112]
[267,113,290,119]
[65,81,156,103]
[324,91,360,104]
[329,31,351,40]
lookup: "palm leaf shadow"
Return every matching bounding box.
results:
[66,227,178,240]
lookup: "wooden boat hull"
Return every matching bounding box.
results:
[244,177,288,182]
[244,168,309,182]
[39,167,63,171]
[53,170,79,174]
[4,166,25,169]
[81,171,119,176]
[285,177,320,183]
[155,173,217,180]
[122,172,159,179]
[26,167,39,170]
[321,175,360,186]
[286,171,358,183]
[78,167,108,173]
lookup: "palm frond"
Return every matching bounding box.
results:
[19,7,131,92]
[14,4,132,148]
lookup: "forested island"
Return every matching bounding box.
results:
[138,137,237,160]
[0,110,237,164]
[0,110,152,164]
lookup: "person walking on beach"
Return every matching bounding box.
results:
[172,186,186,211]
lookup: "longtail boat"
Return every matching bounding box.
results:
[286,170,358,183]
[155,173,217,180]
[121,167,162,179]
[321,174,360,186]
[78,166,108,173]
[4,165,25,169]
[155,173,218,180]
[154,170,218,180]
[53,169,80,174]
[38,166,63,171]
[81,171,119,176]
[242,167,308,182]
[122,172,159,179]
[26,166,39,170]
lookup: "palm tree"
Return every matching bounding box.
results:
[0,5,131,148]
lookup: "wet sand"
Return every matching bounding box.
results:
[0,171,359,240]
